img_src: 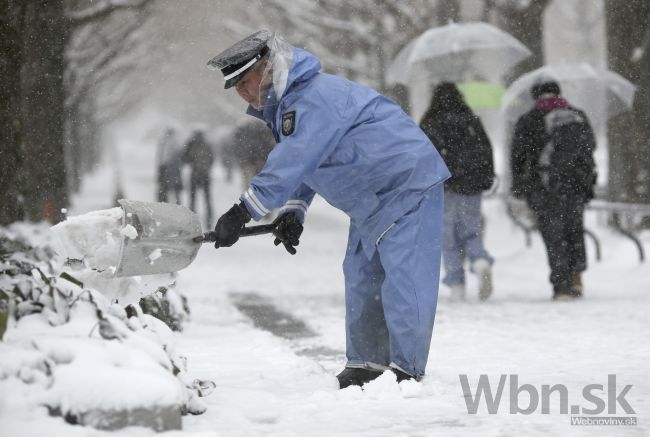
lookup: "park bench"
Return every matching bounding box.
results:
[501,194,650,263]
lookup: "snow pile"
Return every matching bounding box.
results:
[0,224,213,432]
[120,224,139,239]
[49,206,178,305]
[148,248,163,263]
[51,207,125,272]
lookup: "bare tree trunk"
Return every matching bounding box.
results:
[435,0,460,25]
[2,1,154,225]
[494,0,551,84]
[0,1,26,224]
[606,0,650,204]
[20,0,69,222]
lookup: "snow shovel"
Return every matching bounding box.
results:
[114,199,275,277]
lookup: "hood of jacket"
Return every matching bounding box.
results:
[282,47,321,97]
[246,47,321,125]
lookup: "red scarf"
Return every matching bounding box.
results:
[535,96,569,112]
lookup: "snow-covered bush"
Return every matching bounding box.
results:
[139,283,190,332]
[0,224,213,431]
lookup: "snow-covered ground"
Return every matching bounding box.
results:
[175,196,649,437]
[3,125,648,436]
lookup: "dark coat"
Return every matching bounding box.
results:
[510,97,596,201]
[183,133,215,180]
[420,110,494,195]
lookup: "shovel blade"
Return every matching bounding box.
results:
[115,199,203,277]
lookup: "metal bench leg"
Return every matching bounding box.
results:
[583,228,601,262]
[612,213,645,263]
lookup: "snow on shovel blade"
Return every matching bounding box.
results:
[115,199,203,277]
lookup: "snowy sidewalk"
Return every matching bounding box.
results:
[175,196,649,437]
[63,134,648,436]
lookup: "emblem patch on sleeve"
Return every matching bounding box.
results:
[281,111,296,136]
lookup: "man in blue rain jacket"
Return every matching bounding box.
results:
[208,30,450,388]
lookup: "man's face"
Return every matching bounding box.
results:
[234,65,270,110]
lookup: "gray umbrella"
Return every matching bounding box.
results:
[501,63,636,127]
[386,22,532,85]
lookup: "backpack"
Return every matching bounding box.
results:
[538,108,597,198]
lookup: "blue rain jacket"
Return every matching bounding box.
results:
[242,48,450,258]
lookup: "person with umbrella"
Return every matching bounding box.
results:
[501,63,636,130]
[510,80,597,300]
[420,83,495,301]
[206,30,450,388]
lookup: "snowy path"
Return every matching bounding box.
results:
[172,194,649,437]
[65,135,649,436]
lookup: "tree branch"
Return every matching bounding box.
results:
[66,0,155,27]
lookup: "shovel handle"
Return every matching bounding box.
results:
[195,224,276,243]
[241,224,277,237]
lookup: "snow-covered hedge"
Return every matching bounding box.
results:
[140,284,190,333]
[0,223,213,431]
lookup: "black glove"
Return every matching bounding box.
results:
[272,212,303,255]
[213,202,251,248]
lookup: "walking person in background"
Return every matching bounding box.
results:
[420,83,495,301]
[510,80,597,300]
[206,30,449,388]
[233,120,276,189]
[182,129,215,227]
[156,128,183,204]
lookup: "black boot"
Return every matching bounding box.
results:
[391,367,415,383]
[552,288,582,301]
[336,367,383,389]
[570,272,584,297]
